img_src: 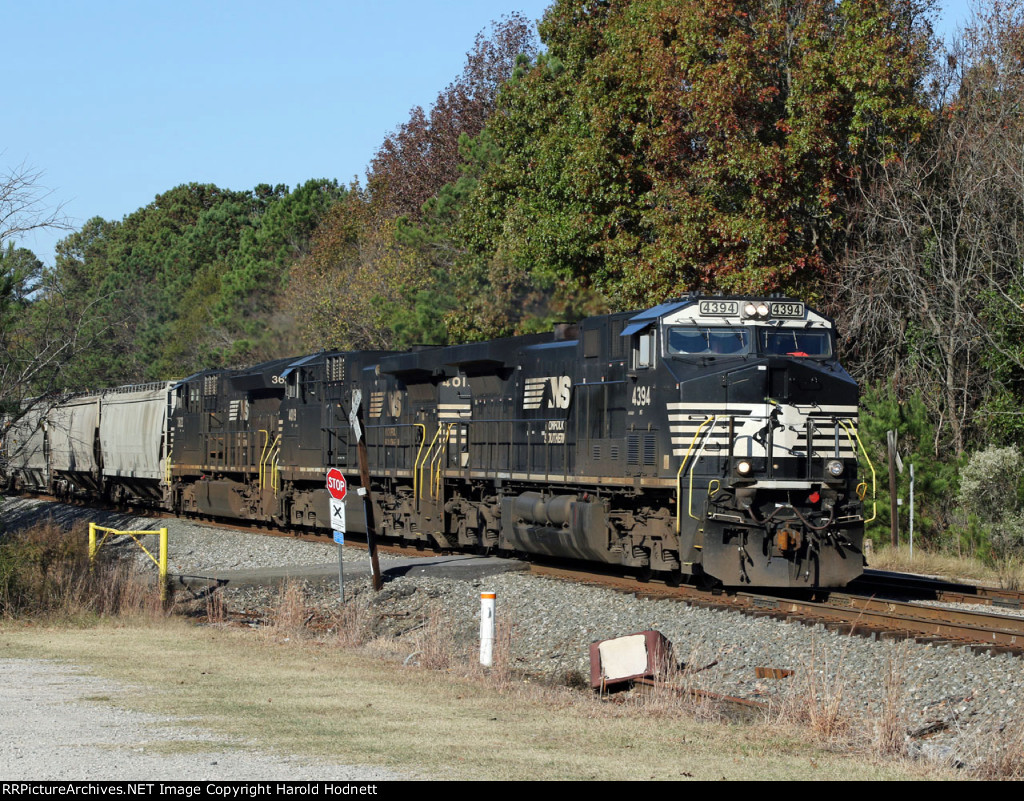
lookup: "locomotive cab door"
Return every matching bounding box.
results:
[624,324,660,478]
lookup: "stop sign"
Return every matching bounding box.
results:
[326,468,347,500]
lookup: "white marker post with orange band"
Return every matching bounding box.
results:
[479,592,496,667]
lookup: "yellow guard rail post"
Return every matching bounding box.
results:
[88,523,169,601]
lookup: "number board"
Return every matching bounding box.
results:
[698,300,739,316]
[769,301,805,319]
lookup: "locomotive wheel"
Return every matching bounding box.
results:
[636,566,653,583]
[664,571,683,588]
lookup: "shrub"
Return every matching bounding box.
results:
[0,519,156,620]
[957,446,1024,582]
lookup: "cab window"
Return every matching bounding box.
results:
[758,329,832,357]
[667,327,750,356]
[631,329,657,369]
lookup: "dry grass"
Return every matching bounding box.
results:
[768,642,920,765]
[326,593,376,648]
[407,601,459,670]
[869,542,1024,590]
[873,648,909,757]
[610,644,728,723]
[769,639,852,749]
[962,717,1024,779]
[0,530,973,779]
[991,555,1024,592]
[261,579,311,642]
[471,619,516,689]
[867,543,1009,585]
[0,519,167,622]
[205,588,226,624]
[211,582,955,775]
[0,623,942,780]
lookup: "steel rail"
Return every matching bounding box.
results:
[853,568,1024,610]
[741,592,1024,650]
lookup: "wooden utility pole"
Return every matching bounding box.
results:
[350,389,383,591]
[887,429,898,548]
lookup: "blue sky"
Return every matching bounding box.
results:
[5,0,973,264]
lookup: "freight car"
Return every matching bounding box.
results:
[0,295,873,588]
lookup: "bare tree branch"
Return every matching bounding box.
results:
[0,159,71,246]
[837,0,1024,455]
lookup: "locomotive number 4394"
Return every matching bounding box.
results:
[632,385,652,407]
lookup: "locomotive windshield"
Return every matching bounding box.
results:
[758,328,832,358]
[667,327,750,356]
[666,326,833,358]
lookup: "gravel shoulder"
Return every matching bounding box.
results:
[0,658,410,781]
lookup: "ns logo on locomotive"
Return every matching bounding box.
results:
[0,295,873,588]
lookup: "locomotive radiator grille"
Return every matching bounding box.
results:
[626,435,660,466]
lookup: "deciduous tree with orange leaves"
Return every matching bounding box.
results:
[464,0,935,310]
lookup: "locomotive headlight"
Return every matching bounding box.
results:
[741,302,771,320]
[826,459,844,478]
[736,460,753,476]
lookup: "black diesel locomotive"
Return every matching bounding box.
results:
[2,296,872,588]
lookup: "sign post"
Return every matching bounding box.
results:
[887,429,899,548]
[327,468,348,602]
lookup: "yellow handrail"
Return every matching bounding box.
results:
[838,418,876,524]
[268,436,281,494]
[676,415,717,533]
[411,424,426,501]
[432,423,455,498]
[426,424,450,500]
[416,426,442,502]
[257,429,270,489]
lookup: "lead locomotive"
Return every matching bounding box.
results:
[2,296,870,588]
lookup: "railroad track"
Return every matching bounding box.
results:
[850,568,1024,610]
[527,562,1024,656]
[14,495,1024,653]
[734,591,1024,654]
